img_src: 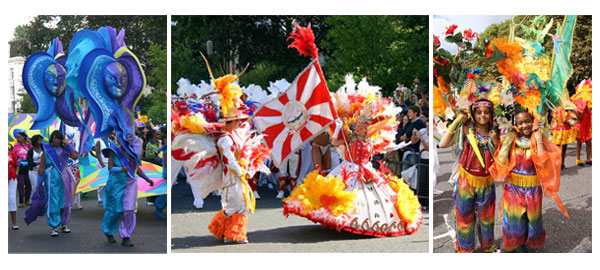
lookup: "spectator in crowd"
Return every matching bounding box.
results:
[13,132,32,207]
[27,135,44,193]
[399,105,425,171]
[144,129,162,165]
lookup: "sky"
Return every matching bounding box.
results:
[432,15,512,54]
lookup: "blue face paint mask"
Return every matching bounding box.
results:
[103,61,128,99]
[43,63,67,97]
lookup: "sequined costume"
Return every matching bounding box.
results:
[453,129,496,253]
[500,138,545,251]
[490,132,569,252]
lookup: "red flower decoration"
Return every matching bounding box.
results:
[445,24,458,35]
[433,35,440,47]
[463,29,478,41]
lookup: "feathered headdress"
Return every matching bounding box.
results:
[331,74,401,154]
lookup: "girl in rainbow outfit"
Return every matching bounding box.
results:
[490,107,569,252]
[439,98,499,253]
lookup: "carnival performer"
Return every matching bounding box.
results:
[550,106,576,170]
[571,80,592,166]
[283,75,422,237]
[27,131,78,236]
[153,143,167,219]
[438,98,499,253]
[172,66,271,244]
[490,107,569,252]
[62,26,156,246]
[101,122,154,247]
[575,106,592,166]
[13,131,32,207]
[94,135,114,204]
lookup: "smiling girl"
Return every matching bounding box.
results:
[490,107,569,252]
[439,98,499,253]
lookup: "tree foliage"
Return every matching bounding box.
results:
[171,16,428,97]
[322,16,428,96]
[171,15,329,91]
[17,91,37,113]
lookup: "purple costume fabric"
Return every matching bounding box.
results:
[24,143,76,228]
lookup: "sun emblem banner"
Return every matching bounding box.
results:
[253,59,336,167]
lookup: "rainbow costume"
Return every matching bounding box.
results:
[490,132,569,252]
[454,127,496,252]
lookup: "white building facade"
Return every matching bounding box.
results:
[8,53,26,113]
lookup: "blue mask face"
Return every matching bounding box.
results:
[103,62,128,99]
[43,64,67,97]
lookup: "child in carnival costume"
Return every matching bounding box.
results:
[490,106,568,252]
[283,75,423,237]
[64,26,154,246]
[171,60,271,244]
[437,73,501,252]
[434,24,506,252]
[485,16,574,252]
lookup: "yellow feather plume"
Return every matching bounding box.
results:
[386,174,421,224]
[213,74,243,117]
[284,170,356,216]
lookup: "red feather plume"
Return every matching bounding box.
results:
[287,22,319,59]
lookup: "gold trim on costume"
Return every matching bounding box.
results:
[508,173,540,188]
[459,165,493,189]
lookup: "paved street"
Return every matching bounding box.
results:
[432,143,592,253]
[8,191,167,253]
[171,178,429,253]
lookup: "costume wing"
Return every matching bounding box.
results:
[172,133,223,199]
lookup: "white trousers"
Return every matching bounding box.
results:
[8,179,17,211]
[221,174,248,216]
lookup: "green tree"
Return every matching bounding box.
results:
[17,91,37,113]
[171,15,329,90]
[322,16,428,96]
[138,90,167,124]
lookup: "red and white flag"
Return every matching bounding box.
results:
[253,60,337,167]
